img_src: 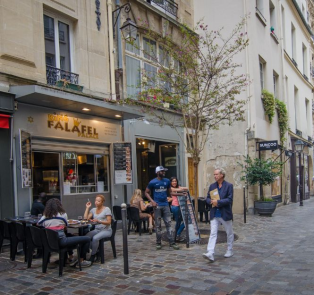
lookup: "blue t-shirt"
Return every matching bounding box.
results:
[147,178,170,206]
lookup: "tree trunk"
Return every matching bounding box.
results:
[193,161,199,221]
[260,184,263,201]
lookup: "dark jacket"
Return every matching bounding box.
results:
[31,200,45,216]
[206,180,233,221]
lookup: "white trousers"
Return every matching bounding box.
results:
[207,217,234,254]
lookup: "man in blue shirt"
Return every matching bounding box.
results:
[203,168,234,262]
[145,166,179,250]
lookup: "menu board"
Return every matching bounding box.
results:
[113,142,132,184]
[19,130,32,188]
[177,191,201,243]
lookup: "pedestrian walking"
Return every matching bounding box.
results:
[203,168,234,262]
[145,166,180,250]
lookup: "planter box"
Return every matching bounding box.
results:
[254,201,277,216]
[272,195,282,203]
[55,81,84,92]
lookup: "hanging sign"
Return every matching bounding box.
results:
[19,129,32,188]
[177,191,201,243]
[113,142,132,184]
[257,140,278,151]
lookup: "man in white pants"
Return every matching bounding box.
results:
[203,168,234,262]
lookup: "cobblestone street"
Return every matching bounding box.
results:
[1,198,314,295]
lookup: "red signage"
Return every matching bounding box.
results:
[0,114,10,129]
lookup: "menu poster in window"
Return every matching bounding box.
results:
[19,130,32,188]
[113,143,132,184]
[177,191,201,243]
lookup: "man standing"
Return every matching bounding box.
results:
[145,166,179,250]
[203,168,234,262]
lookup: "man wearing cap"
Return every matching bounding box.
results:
[145,166,179,250]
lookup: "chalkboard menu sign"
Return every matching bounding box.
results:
[19,130,32,188]
[113,142,132,184]
[177,192,201,243]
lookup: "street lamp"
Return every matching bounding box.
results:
[112,3,138,41]
[295,140,305,206]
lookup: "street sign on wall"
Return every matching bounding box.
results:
[257,140,278,151]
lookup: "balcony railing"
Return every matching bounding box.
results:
[46,65,79,86]
[147,0,178,18]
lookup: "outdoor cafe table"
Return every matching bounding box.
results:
[67,220,97,236]
[5,216,40,225]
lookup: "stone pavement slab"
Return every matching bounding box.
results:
[1,198,314,294]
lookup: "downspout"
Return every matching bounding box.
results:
[116,0,123,69]
[108,0,116,100]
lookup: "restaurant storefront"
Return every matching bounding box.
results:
[9,85,141,218]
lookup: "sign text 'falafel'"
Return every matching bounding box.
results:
[47,114,99,139]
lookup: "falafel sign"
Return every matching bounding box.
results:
[113,143,132,184]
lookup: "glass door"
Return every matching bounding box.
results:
[159,144,178,178]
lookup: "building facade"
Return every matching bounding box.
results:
[0,0,141,218]
[194,0,313,214]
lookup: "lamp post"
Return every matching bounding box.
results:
[295,140,305,206]
[112,3,138,41]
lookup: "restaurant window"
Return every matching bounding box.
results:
[63,153,109,194]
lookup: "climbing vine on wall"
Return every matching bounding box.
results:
[275,98,289,144]
[261,89,276,124]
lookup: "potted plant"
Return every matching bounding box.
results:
[55,79,84,92]
[239,155,283,216]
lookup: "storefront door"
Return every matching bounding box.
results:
[32,152,61,201]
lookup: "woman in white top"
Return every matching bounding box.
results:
[84,194,112,263]
[38,198,91,268]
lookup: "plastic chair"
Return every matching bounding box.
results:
[41,228,81,277]
[27,226,44,269]
[8,222,27,262]
[0,220,11,256]
[98,220,117,264]
[112,206,122,221]
[127,207,148,236]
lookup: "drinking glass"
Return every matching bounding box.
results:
[78,216,82,223]
[24,212,31,219]
[38,214,42,219]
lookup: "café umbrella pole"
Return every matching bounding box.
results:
[121,203,129,274]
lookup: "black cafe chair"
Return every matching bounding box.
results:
[192,198,210,224]
[112,206,122,221]
[41,228,82,277]
[8,222,27,262]
[27,226,44,269]
[0,220,12,256]
[98,220,117,264]
[127,207,148,236]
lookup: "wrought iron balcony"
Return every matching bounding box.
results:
[147,0,178,18]
[46,65,79,86]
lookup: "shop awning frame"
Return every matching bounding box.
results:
[10,85,142,121]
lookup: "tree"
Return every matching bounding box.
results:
[122,18,249,217]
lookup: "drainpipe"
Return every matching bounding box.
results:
[116,0,123,69]
[108,0,116,100]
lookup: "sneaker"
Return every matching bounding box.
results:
[76,260,92,268]
[176,235,185,242]
[170,243,180,250]
[148,227,153,235]
[156,244,162,250]
[224,250,234,258]
[202,252,214,262]
[69,258,78,267]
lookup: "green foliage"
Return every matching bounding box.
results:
[239,155,283,200]
[261,89,275,123]
[275,99,289,145]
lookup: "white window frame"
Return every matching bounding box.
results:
[43,10,75,72]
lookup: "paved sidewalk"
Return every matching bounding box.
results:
[1,198,314,295]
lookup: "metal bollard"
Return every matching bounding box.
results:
[243,186,246,224]
[185,195,189,248]
[121,203,129,274]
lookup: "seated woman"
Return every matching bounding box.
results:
[84,194,112,263]
[38,198,91,268]
[130,189,154,234]
[168,177,188,242]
